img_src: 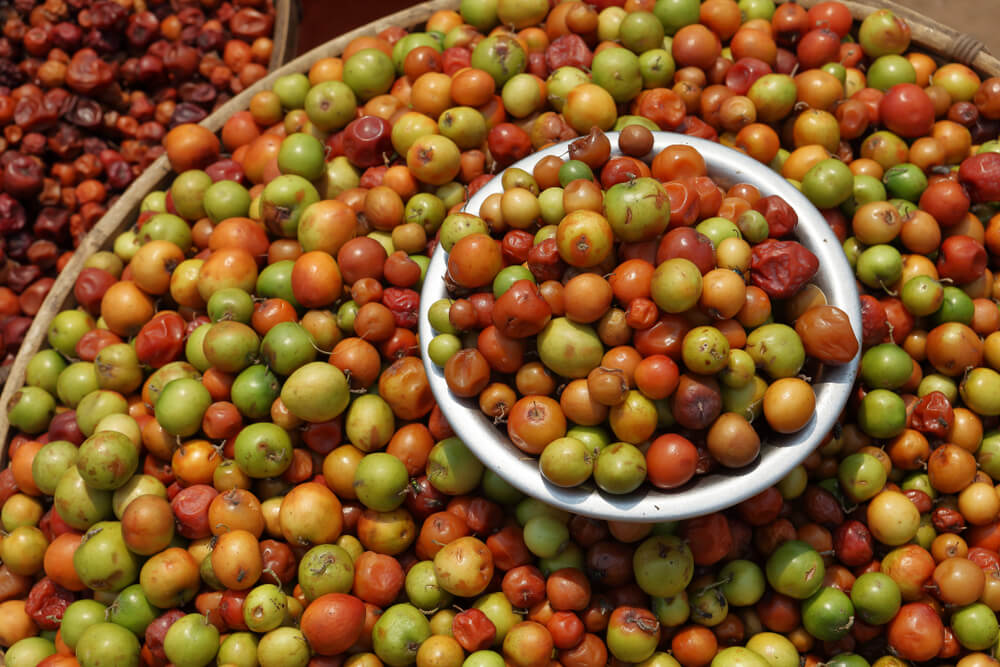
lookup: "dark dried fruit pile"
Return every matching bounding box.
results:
[0,0,278,360]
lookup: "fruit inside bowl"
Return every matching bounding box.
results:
[420,127,862,522]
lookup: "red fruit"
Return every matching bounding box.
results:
[859,294,889,347]
[919,180,970,227]
[936,235,987,285]
[453,608,497,652]
[300,593,366,656]
[887,603,944,662]
[487,123,532,168]
[682,513,732,566]
[880,84,935,138]
[342,116,393,168]
[959,152,1000,203]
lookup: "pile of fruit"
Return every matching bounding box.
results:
[6,0,1000,666]
[427,125,857,493]
[0,0,280,359]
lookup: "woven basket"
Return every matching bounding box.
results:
[797,0,999,75]
[0,0,995,458]
[0,1,298,377]
[270,0,302,73]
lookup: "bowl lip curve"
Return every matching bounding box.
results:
[418,130,862,522]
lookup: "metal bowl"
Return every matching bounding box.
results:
[418,132,861,522]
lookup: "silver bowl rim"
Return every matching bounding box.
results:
[418,131,861,522]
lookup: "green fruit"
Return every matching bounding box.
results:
[281,362,350,423]
[710,647,770,667]
[838,453,888,503]
[203,180,251,223]
[950,602,999,650]
[163,613,220,667]
[74,521,140,593]
[231,365,281,420]
[653,0,699,35]
[427,437,484,495]
[75,622,140,667]
[743,634,798,667]
[860,343,912,389]
[273,73,311,109]
[471,35,526,87]
[76,431,139,491]
[802,159,854,209]
[857,389,907,438]
[234,423,294,479]
[746,324,805,379]
[304,81,357,132]
[719,560,766,607]
[8,386,56,434]
[867,55,916,91]
[260,321,317,375]
[343,49,396,100]
[591,47,642,103]
[25,349,67,396]
[604,177,670,242]
[405,560,453,611]
[170,170,212,221]
[154,378,211,437]
[5,637,55,667]
[278,133,326,181]
[354,453,409,512]
[961,368,1000,415]
[651,258,702,314]
[801,586,854,641]
[261,174,321,238]
[766,540,825,600]
[593,442,647,494]
[619,10,665,53]
[372,603,432,667]
[537,318,604,379]
[633,536,694,598]
[851,572,901,625]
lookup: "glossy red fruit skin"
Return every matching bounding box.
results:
[300,593,366,656]
[879,83,935,138]
[959,152,1000,203]
[919,180,970,227]
[656,227,715,274]
[206,159,246,184]
[833,520,874,567]
[936,235,987,285]
[887,602,945,662]
[726,58,772,95]
[682,512,732,566]
[859,294,889,347]
[492,280,552,338]
[796,28,841,70]
[342,115,393,168]
[73,267,116,315]
[442,46,472,76]
[488,123,532,168]
[752,195,798,238]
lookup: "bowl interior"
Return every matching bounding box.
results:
[419,131,861,522]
